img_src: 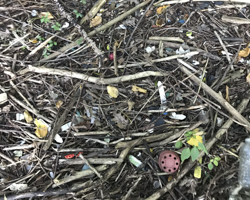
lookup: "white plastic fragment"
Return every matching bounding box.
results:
[128,155,142,167]
[16,113,25,121]
[13,150,23,157]
[91,107,99,124]
[49,91,58,100]
[145,46,155,54]
[169,112,186,120]
[31,10,38,17]
[0,93,7,104]
[9,183,28,191]
[157,81,167,110]
[62,22,69,29]
[61,122,72,131]
[54,134,63,143]
[192,60,200,65]
[49,172,54,178]
[217,117,224,127]
[176,46,192,58]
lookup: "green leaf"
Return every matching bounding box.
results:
[181,148,191,162]
[185,131,193,137]
[198,142,208,154]
[54,42,57,45]
[76,38,84,45]
[175,141,183,148]
[214,156,221,161]
[190,146,199,161]
[208,162,213,170]
[213,160,218,166]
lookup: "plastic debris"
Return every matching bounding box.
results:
[9,183,28,192]
[153,181,160,189]
[61,122,72,131]
[217,117,224,127]
[109,53,114,60]
[0,93,7,104]
[192,60,200,65]
[176,46,191,58]
[145,46,155,54]
[128,155,142,167]
[54,134,63,143]
[91,107,99,124]
[49,91,58,99]
[157,81,167,110]
[13,150,23,157]
[169,112,186,120]
[16,113,25,121]
[179,19,185,24]
[49,172,54,178]
[82,164,90,171]
[62,22,69,29]
[176,93,183,101]
[31,10,38,17]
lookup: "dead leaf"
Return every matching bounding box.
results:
[90,16,102,28]
[145,10,153,17]
[156,5,169,14]
[132,85,147,93]
[34,119,48,138]
[29,39,38,44]
[107,86,119,98]
[118,57,124,64]
[128,100,135,111]
[156,18,165,27]
[168,175,172,182]
[194,166,201,178]
[246,73,250,82]
[40,12,54,19]
[56,100,63,108]
[239,43,250,57]
[112,113,128,129]
[24,110,33,123]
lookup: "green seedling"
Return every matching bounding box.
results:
[40,12,50,23]
[74,10,82,18]
[52,22,61,31]
[42,40,57,58]
[37,36,44,41]
[80,0,86,4]
[208,156,221,170]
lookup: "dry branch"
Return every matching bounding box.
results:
[178,59,250,132]
[18,65,168,85]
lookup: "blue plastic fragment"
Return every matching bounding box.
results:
[82,164,90,171]
[179,19,185,24]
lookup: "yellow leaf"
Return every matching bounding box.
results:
[194,166,201,178]
[34,119,48,138]
[56,100,63,108]
[24,110,33,123]
[198,157,202,164]
[29,39,38,44]
[168,175,172,182]
[132,85,147,93]
[246,73,250,82]
[187,135,203,146]
[194,131,204,136]
[90,16,102,28]
[238,43,250,57]
[107,86,119,98]
[156,5,169,14]
[40,12,54,19]
[192,128,200,133]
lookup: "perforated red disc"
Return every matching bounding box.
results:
[158,150,180,173]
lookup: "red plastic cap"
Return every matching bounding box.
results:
[158,150,180,173]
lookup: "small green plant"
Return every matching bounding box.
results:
[22,46,27,50]
[37,36,44,41]
[175,129,208,162]
[76,37,84,45]
[52,22,61,31]
[42,40,57,58]
[40,12,50,23]
[80,0,86,4]
[74,10,82,18]
[175,129,221,171]
[208,156,221,170]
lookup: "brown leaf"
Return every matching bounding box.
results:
[90,16,102,28]
[112,113,128,129]
[156,18,165,27]
[225,85,230,102]
[238,43,250,57]
[40,12,54,19]
[132,85,147,93]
